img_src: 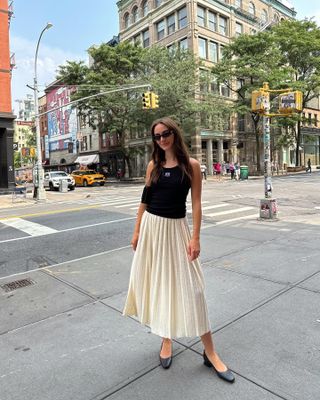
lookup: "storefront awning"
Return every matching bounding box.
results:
[75,154,99,165]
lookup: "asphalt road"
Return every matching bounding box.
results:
[0,172,319,279]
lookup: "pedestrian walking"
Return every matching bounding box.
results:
[200,164,207,180]
[306,158,312,173]
[123,117,235,383]
[214,161,221,181]
[229,162,235,180]
[234,162,240,181]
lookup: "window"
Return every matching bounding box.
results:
[221,82,230,97]
[155,0,162,7]
[219,16,227,35]
[156,20,165,40]
[208,11,217,31]
[308,113,312,126]
[81,136,88,151]
[124,12,130,28]
[261,9,268,24]
[209,41,218,62]
[198,38,207,59]
[315,114,318,127]
[142,29,150,47]
[134,34,140,45]
[248,2,255,16]
[179,38,188,50]
[167,13,175,34]
[132,6,138,23]
[197,6,206,27]
[235,0,242,8]
[142,0,148,17]
[178,7,187,29]
[211,78,219,93]
[238,115,245,131]
[235,22,243,37]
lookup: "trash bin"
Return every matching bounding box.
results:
[240,165,249,180]
[59,180,68,192]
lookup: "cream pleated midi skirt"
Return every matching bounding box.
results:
[123,211,211,339]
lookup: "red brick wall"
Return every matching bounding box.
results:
[0,0,13,113]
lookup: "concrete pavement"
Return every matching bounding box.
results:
[0,206,319,399]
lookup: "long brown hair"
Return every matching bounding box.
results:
[149,117,193,184]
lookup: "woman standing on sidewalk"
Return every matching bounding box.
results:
[123,117,234,383]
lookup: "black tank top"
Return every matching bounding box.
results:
[146,166,191,219]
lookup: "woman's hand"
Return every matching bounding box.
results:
[131,232,139,251]
[187,237,200,261]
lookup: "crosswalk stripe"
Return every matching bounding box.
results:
[215,213,259,225]
[202,203,229,211]
[206,206,254,217]
[1,218,58,236]
[115,201,140,208]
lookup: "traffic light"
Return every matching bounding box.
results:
[151,92,159,109]
[142,92,151,109]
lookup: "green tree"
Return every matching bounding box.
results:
[57,42,227,175]
[271,19,320,166]
[211,31,290,173]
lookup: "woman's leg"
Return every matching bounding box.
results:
[200,331,228,372]
[160,337,172,357]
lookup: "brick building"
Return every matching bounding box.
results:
[117,0,296,175]
[0,0,15,192]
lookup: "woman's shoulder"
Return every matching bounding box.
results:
[189,157,200,168]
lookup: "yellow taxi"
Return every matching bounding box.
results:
[71,170,106,187]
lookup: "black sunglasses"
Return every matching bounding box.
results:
[152,130,173,141]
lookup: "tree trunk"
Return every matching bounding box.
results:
[295,120,301,166]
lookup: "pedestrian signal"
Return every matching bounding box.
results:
[278,91,303,114]
[142,92,151,109]
[251,90,269,114]
[151,92,159,109]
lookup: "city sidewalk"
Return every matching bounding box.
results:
[0,215,319,399]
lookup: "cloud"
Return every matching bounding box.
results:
[10,36,85,112]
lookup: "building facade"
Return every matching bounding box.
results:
[117,0,296,175]
[0,0,15,192]
[45,82,79,169]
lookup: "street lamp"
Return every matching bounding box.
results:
[33,22,53,201]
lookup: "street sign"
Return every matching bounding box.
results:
[278,91,303,114]
[251,90,269,113]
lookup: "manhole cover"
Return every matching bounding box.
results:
[1,278,35,292]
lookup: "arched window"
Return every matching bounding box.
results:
[235,0,242,8]
[132,6,138,23]
[261,9,268,24]
[124,12,130,28]
[273,14,280,23]
[155,0,162,8]
[142,0,148,17]
[248,2,255,16]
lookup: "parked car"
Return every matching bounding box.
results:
[71,170,106,187]
[43,171,75,191]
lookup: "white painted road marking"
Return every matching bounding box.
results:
[206,206,254,217]
[1,218,58,236]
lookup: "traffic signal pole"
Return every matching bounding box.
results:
[252,83,303,220]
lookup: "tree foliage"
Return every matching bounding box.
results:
[57,42,228,175]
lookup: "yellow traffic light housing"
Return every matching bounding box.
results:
[278,91,303,114]
[151,92,159,109]
[251,90,270,114]
[142,92,151,109]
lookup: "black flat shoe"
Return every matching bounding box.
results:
[159,342,172,369]
[203,351,235,383]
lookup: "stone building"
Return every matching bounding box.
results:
[117,0,296,175]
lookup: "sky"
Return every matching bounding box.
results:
[9,0,320,113]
